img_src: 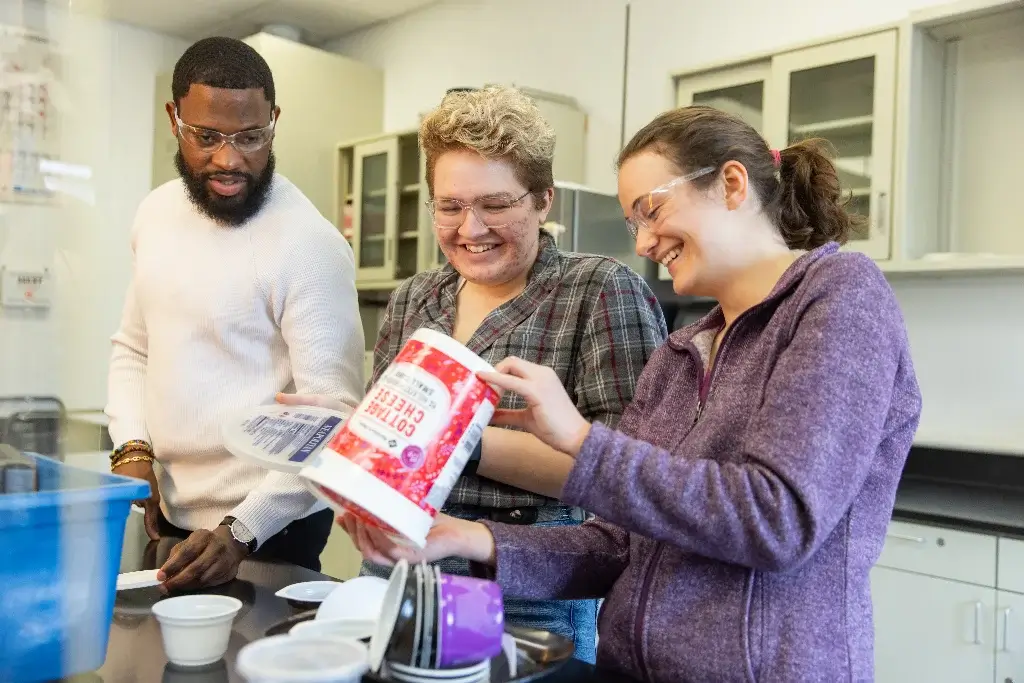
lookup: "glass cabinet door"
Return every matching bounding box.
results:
[767,31,897,260]
[352,138,398,281]
[677,61,771,133]
[416,146,446,273]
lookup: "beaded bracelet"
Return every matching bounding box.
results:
[109,440,153,464]
[111,453,154,472]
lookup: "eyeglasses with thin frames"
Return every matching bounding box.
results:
[174,108,276,155]
[625,166,717,239]
[426,190,533,229]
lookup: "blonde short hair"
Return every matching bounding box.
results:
[419,86,555,205]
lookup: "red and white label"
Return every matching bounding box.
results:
[322,337,499,527]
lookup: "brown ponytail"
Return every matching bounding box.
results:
[772,138,865,249]
[617,106,865,250]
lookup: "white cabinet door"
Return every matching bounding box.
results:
[997,591,1024,683]
[767,31,898,261]
[872,565,995,683]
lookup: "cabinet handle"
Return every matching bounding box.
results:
[886,532,926,544]
[876,191,888,236]
[1002,607,1012,652]
[974,602,983,644]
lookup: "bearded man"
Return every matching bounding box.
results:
[105,37,363,590]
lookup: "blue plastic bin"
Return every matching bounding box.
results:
[0,453,149,682]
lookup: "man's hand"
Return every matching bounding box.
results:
[114,458,161,540]
[157,526,248,593]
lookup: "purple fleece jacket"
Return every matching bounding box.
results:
[481,244,922,682]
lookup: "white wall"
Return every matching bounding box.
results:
[0,1,187,409]
[330,0,1024,453]
[323,0,629,194]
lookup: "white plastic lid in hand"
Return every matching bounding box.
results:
[236,634,368,683]
[222,403,348,474]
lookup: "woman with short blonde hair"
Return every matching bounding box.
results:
[283,86,667,661]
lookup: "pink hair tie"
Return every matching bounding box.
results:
[770,149,782,168]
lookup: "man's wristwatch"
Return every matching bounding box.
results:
[220,516,257,555]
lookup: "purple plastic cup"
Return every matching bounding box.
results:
[436,573,504,668]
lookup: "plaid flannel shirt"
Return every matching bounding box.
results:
[369,231,668,512]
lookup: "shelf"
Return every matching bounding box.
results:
[399,231,419,240]
[365,188,387,199]
[879,254,1024,275]
[790,114,873,136]
[833,156,872,177]
[362,234,386,243]
[912,429,1024,458]
[402,184,421,194]
[356,278,405,292]
[68,411,109,427]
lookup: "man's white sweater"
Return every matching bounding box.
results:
[105,175,364,544]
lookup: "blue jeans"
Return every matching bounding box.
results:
[361,512,598,663]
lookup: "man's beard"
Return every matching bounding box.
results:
[175,150,276,226]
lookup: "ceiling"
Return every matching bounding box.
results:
[58,0,439,44]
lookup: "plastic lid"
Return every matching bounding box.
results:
[236,635,368,683]
[222,404,348,474]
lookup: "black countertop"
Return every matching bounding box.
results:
[67,535,636,683]
[889,445,1024,538]
[892,478,1024,538]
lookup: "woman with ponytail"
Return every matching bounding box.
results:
[344,106,922,682]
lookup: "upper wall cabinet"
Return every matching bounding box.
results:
[894,0,1024,272]
[673,31,898,264]
[152,33,384,227]
[338,130,434,288]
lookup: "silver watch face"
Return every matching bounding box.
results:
[230,519,255,544]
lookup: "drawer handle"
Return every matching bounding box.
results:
[886,532,927,544]
[1002,607,1012,652]
[974,602,984,645]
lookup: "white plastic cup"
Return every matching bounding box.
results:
[236,634,369,683]
[150,595,243,667]
[300,329,501,548]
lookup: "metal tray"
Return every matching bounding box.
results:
[264,613,574,682]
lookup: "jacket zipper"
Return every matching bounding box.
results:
[633,543,664,681]
[693,367,710,425]
[633,302,772,678]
